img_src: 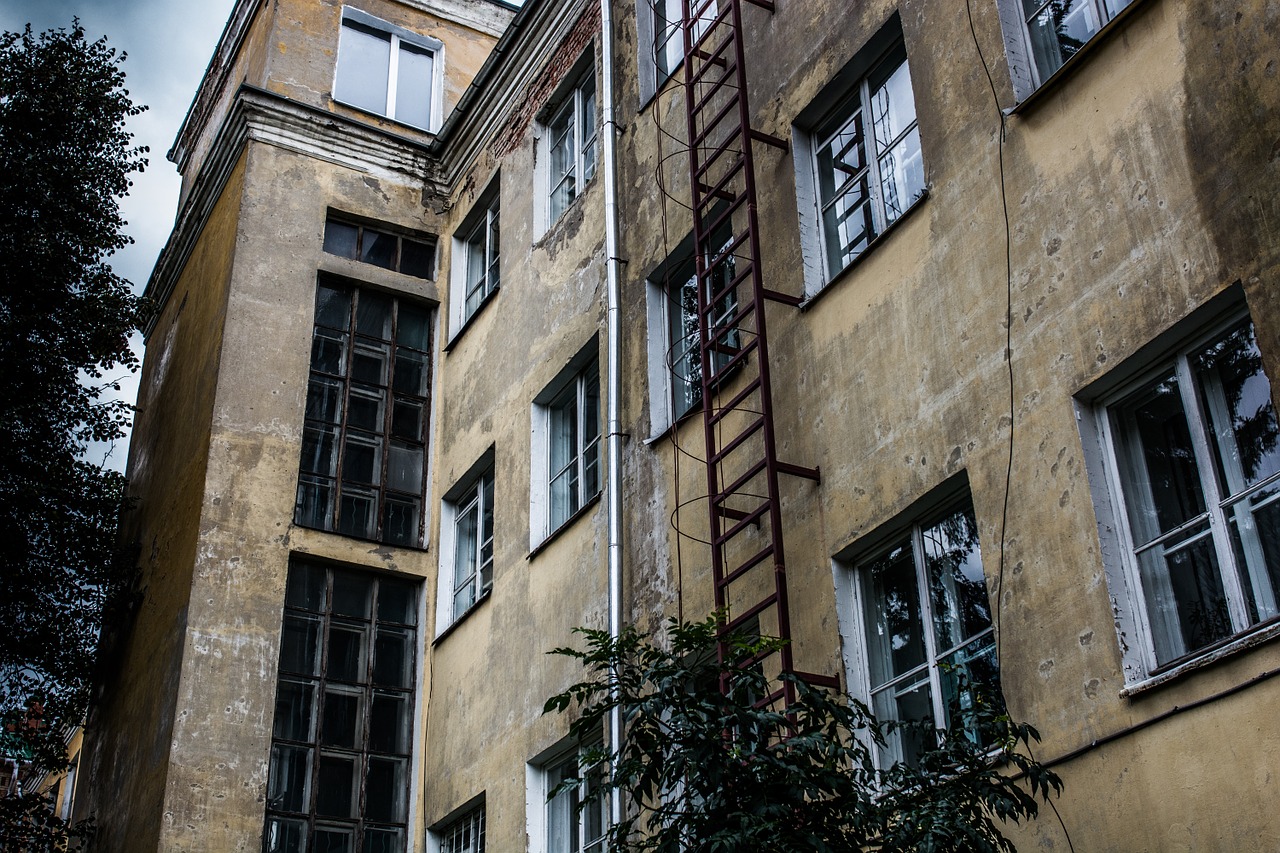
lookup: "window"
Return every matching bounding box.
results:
[1092,315,1280,672]
[295,281,432,547]
[529,747,607,853]
[324,216,437,280]
[334,9,442,130]
[999,0,1137,97]
[532,350,602,545]
[451,186,501,331]
[264,561,419,853]
[650,0,713,83]
[644,221,737,434]
[437,803,485,853]
[844,494,999,766]
[436,452,496,633]
[544,65,598,226]
[797,34,923,287]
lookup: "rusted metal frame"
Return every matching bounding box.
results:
[690,95,740,152]
[701,259,752,319]
[751,685,788,710]
[714,457,768,506]
[728,0,798,704]
[697,191,747,249]
[793,670,842,690]
[708,411,764,467]
[725,592,779,634]
[696,149,745,205]
[742,0,775,11]
[720,542,775,586]
[707,376,763,428]
[762,287,803,307]
[690,77,740,142]
[749,128,790,152]
[775,460,820,482]
[689,0,733,53]
[691,129,743,189]
[705,336,758,387]
[688,20,735,79]
[716,505,757,523]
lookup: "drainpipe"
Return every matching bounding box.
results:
[598,0,626,835]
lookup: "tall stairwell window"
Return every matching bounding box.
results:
[296,280,432,547]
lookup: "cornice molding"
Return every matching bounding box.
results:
[144,87,440,338]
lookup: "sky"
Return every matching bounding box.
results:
[1,0,239,469]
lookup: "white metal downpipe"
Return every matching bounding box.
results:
[598,0,626,835]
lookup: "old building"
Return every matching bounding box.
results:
[79,0,1280,850]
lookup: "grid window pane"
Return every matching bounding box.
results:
[547,70,597,224]
[439,805,485,853]
[545,362,601,534]
[296,281,431,545]
[450,469,494,621]
[266,562,418,853]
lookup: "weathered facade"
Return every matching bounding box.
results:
[81,0,1280,851]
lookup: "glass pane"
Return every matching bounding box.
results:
[352,340,391,386]
[466,224,487,294]
[342,433,382,484]
[1137,522,1231,664]
[364,827,405,853]
[281,614,322,675]
[877,125,924,225]
[374,627,413,688]
[316,754,358,818]
[267,744,312,813]
[939,632,1000,748]
[392,400,424,441]
[321,687,363,749]
[1191,321,1280,492]
[868,50,915,154]
[263,817,307,853]
[549,391,578,476]
[314,826,354,853]
[316,282,353,327]
[312,328,348,375]
[922,505,990,651]
[274,679,316,742]
[362,232,398,271]
[347,386,386,434]
[398,302,432,351]
[453,497,480,616]
[323,221,360,261]
[302,426,340,478]
[669,268,702,419]
[369,692,412,754]
[295,477,334,531]
[1111,369,1206,544]
[860,538,927,688]
[1228,486,1280,623]
[377,578,418,625]
[1025,0,1100,82]
[871,676,932,768]
[382,497,420,548]
[655,0,684,78]
[824,177,873,273]
[365,756,408,823]
[339,487,378,540]
[546,760,576,853]
[327,622,369,682]
[399,238,436,280]
[387,442,422,493]
[306,377,344,424]
[357,291,394,339]
[333,572,374,619]
[393,349,429,396]
[335,21,391,115]
[550,467,579,531]
[286,563,326,611]
[581,83,598,183]
[394,42,434,129]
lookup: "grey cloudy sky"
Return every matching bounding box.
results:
[2,0,238,468]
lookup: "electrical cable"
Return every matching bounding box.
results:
[962,2,1076,852]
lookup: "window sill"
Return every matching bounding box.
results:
[527,491,602,561]
[799,189,930,313]
[1006,0,1154,117]
[432,589,492,646]
[330,96,438,136]
[443,285,501,353]
[1120,617,1280,698]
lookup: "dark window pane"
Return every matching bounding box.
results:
[352,341,391,386]
[312,329,348,375]
[327,623,368,682]
[357,291,394,339]
[347,386,387,434]
[362,231,399,271]
[369,692,411,754]
[316,754,358,818]
[339,488,378,540]
[363,827,404,853]
[861,539,926,687]
[301,426,340,477]
[377,579,418,626]
[280,614,322,675]
[323,221,360,261]
[387,443,423,494]
[332,573,373,619]
[399,239,436,280]
[391,400,424,441]
[295,476,334,531]
[267,744,311,813]
[285,563,326,611]
[373,628,412,688]
[321,688,362,749]
[364,757,407,823]
[306,377,344,424]
[264,817,307,853]
[397,302,432,351]
[381,497,420,548]
[393,349,428,396]
[315,827,355,853]
[274,679,315,742]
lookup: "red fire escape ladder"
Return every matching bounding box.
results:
[679,0,839,706]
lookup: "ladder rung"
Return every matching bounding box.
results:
[776,461,820,482]
[691,96,739,151]
[706,335,757,383]
[723,593,778,634]
[708,376,762,427]
[713,499,770,548]
[721,543,775,586]
[715,504,757,524]
[762,288,802,307]
[750,128,790,152]
[714,458,767,503]
[688,1,732,56]
[793,670,842,690]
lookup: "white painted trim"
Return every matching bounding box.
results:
[335,7,447,133]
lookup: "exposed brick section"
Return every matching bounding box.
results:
[491,3,601,159]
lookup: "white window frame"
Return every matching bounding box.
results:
[634,0,714,105]
[995,0,1138,101]
[791,22,924,298]
[436,452,495,634]
[333,7,445,131]
[832,484,998,768]
[526,743,608,853]
[1079,305,1280,685]
[531,346,601,548]
[449,180,501,335]
[429,798,485,853]
[535,60,598,235]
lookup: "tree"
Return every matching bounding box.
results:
[0,20,146,782]
[545,617,1062,852]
